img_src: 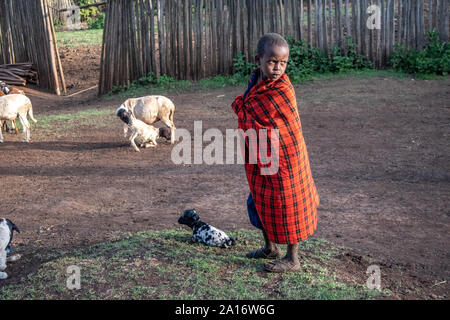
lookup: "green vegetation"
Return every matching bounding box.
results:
[76,0,102,24]
[199,74,249,89]
[31,108,112,138]
[287,36,373,80]
[53,19,66,29]
[71,0,105,30]
[308,68,411,81]
[232,36,374,83]
[391,30,450,77]
[0,229,385,300]
[55,29,103,47]
[106,71,251,98]
[104,73,193,99]
[102,67,431,100]
[232,52,257,77]
[87,12,105,30]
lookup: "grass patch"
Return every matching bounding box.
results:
[101,68,446,101]
[30,108,113,138]
[307,68,450,81]
[308,68,410,81]
[0,229,386,300]
[102,73,249,101]
[56,29,103,47]
[199,74,249,89]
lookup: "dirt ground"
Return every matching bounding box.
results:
[58,45,101,94]
[0,45,449,299]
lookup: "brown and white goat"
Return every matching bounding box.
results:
[0,82,25,134]
[116,95,176,144]
[0,94,37,143]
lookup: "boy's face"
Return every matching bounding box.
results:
[256,45,289,81]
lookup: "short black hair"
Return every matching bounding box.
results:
[257,33,289,57]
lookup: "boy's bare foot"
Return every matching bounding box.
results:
[263,257,301,273]
[264,242,300,273]
[247,229,282,259]
[246,247,282,259]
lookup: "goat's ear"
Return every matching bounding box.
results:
[192,211,200,221]
[6,219,19,233]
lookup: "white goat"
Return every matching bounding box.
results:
[0,218,21,280]
[116,107,170,152]
[0,94,37,143]
[118,95,176,144]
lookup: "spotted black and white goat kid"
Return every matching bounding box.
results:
[178,209,237,248]
[0,218,21,280]
[116,106,171,152]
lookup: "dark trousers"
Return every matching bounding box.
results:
[247,192,264,231]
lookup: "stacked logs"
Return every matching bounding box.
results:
[0,63,38,86]
[0,0,65,95]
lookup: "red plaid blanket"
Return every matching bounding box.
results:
[232,73,319,244]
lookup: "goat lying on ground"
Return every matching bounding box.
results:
[0,218,21,280]
[0,94,37,143]
[178,209,237,248]
[116,107,172,152]
[118,95,176,144]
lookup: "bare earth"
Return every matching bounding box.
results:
[0,46,449,299]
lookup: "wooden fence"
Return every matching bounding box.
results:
[0,0,66,94]
[100,0,449,95]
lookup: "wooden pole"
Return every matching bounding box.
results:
[322,0,328,53]
[328,0,333,48]
[307,0,312,46]
[47,0,66,94]
[41,0,60,95]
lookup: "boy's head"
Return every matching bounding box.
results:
[255,33,289,81]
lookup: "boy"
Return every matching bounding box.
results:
[231,33,319,273]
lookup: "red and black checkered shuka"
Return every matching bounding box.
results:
[232,73,319,244]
